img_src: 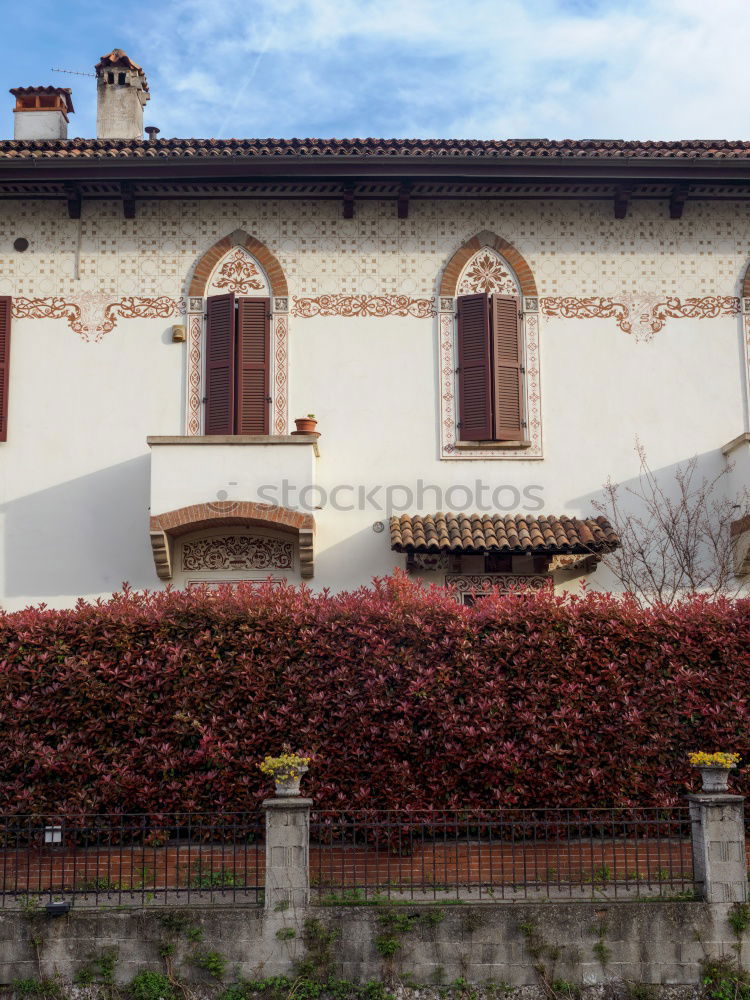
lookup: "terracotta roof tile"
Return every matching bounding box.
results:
[390,513,619,555]
[1,136,750,162]
[95,49,144,73]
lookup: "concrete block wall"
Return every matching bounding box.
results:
[0,901,741,988]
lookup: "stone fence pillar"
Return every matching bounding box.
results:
[263,796,311,910]
[688,792,748,903]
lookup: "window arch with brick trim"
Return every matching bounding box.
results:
[149,501,315,581]
[438,232,542,460]
[185,230,289,436]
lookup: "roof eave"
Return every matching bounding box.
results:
[2,153,750,185]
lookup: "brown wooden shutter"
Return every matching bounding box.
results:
[0,297,11,443]
[205,293,236,435]
[490,293,525,441]
[457,293,493,441]
[236,297,270,435]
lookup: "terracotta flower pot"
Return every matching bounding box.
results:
[293,417,318,434]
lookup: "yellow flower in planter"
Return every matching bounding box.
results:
[687,751,740,769]
[259,751,311,782]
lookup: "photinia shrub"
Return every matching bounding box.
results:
[0,573,748,819]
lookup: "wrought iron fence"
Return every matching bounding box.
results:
[0,807,696,908]
[309,808,695,901]
[0,814,264,907]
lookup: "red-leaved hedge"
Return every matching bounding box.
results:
[1,575,749,819]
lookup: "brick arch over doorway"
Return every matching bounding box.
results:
[149,501,314,580]
[439,230,538,298]
[188,230,288,297]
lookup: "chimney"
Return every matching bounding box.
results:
[10,87,74,140]
[95,49,149,139]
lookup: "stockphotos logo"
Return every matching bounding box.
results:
[253,480,544,515]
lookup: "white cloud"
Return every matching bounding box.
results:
[118,0,750,139]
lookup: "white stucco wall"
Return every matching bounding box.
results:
[149,438,317,516]
[0,196,748,608]
[724,434,750,498]
[284,311,743,594]
[13,110,67,140]
[0,315,181,604]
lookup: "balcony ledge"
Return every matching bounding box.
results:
[147,434,320,457]
[722,432,750,457]
[147,435,319,581]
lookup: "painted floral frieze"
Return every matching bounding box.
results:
[292,294,435,318]
[540,294,740,342]
[210,248,267,295]
[12,294,184,342]
[457,249,518,296]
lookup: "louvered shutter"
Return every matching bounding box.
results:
[205,293,236,435]
[457,294,493,440]
[0,297,11,443]
[490,294,525,441]
[236,297,270,434]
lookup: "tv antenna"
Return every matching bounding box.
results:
[51,68,96,78]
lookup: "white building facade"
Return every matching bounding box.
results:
[0,52,749,609]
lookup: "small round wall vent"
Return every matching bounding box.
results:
[13,238,29,252]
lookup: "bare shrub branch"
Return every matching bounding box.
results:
[592,439,750,605]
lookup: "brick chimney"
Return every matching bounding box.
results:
[10,87,74,140]
[95,49,149,139]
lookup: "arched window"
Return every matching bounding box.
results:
[438,234,542,460]
[185,232,289,436]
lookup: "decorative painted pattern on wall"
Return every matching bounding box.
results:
[182,534,294,571]
[3,199,747,345]
[445,573,553,597]
[187,312,202,436]
[9,291,742,345]
[2,198,749,303]
[292,294,435,318]
[456,251,518,296]
[541,295,741,342]
[743,305,750,423]
[273,312,289,436]
[210,247,267,295]
[11,294,184,342]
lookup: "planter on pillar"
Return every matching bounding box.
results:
[259,749,313,909]
[687,753,747,903]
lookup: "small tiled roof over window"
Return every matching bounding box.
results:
[389,513,619,555]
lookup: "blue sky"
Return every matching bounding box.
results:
[0,0,747,141]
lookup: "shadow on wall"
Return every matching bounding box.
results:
[1,456,156,600]
[569,446,733,517]
[312,516,401,593]
[567,445,747,593]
